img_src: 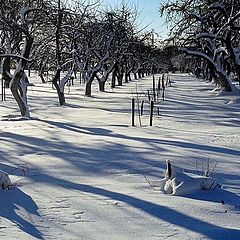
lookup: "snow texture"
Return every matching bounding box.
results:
[0,72,240,240]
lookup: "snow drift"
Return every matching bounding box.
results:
[159,160,220,195]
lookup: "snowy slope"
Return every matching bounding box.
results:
[0,73,239,240]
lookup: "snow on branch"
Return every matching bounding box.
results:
[196,32,222,41]
[0,54,32,62]
[20,6,40,23]
[214,47,228,58]
[180,48,214,64]
[209,2,227,16]
[229,11,240,24]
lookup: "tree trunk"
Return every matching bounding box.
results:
[124,72,128,83]
[225,31,240,83]
[10,70,30,118]
[138,70,141,79]
[52,68,66,105]
[9,35,33,118]
[129,72,132,81]
[134,72,137,80]
[236,67,240,86]
[38,57,48,83]
[85,72,96,97]
[99,81,105,92]
[28,64,31,77]
[111,69,116,88]
[85,80,93,96]
[2,57,11,88]
[39,72,46,83]
[117,74,123,86]
[181,49,233,91]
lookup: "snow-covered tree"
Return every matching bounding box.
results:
[0,0,44,118]
[160,0,240,92]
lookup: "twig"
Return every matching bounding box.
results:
[143,173,154,188]
[7,164,29,176]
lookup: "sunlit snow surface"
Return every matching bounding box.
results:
[0,73,239,239]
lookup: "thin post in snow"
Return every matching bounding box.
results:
[1,78,5,101]
[4,79,6,101]
[136,85,142,127]
[131,98,135,126]
[153,75,156,102]
[157,77,161,101]
[1,78,3,101]
[162,76,165,101]
[162,88,165,101]
[140,100,144,116]
[165,73,168,86]
[150,100,154,126]
[79,72,82,84]
[158,77,161,91]
[147,90,151,102]
[168,73,171,86]
[28,66,31,77]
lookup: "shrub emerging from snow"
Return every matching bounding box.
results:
[0,170,12,190]
[159,160,220,195]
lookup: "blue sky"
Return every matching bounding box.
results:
[100,0,168,38]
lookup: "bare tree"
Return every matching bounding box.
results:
[0,0,43,118]
[160,0,240,92]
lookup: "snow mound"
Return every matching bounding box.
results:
[159,161,220,195]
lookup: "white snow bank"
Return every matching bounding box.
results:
[159,161,220,195]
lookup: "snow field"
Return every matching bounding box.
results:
[0,73,239,239]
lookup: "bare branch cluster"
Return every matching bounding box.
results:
[160,0,240,92]
[0,0,175,117]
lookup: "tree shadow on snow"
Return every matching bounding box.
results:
[1,123,239,239]
[33,173,240,240]
[0,130,166,178]
[184,188,240,210]
[36,119,240,157]
[0,163,28,177]
[0,188,43,239]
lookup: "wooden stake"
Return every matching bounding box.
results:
[153,75,156,102]
[1,78,5,101]
[132,98,135,126]
[141,100,144,116]
[147,90,151,102]
[162,77,165,101]
[150,100,154,126]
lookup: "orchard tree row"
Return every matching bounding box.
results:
[161,0,240,92]
[0,0,174,118]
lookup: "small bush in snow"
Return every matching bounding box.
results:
[0,170,12,190]
[159,160,220,195]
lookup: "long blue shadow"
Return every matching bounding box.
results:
[0,188,43,239]
[34,173,240,240]
[36,119,240,157]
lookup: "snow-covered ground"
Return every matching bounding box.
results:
[0,73,239,240]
